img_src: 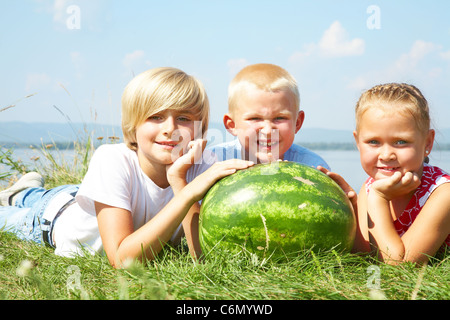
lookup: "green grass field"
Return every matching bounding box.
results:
[1,139,449,301]
[1,230,449,300]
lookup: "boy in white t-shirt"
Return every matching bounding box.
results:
[0,67,254,268]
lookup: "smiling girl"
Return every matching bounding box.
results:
[351,83,450,264]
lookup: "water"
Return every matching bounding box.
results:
[2,147,450,192]
[0,147,77,187]
[315,150,367,191]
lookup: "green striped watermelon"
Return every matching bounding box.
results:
[199,161,356,259]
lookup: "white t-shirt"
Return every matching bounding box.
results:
[53,143,216,257]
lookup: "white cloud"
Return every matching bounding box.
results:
[289,21,364,63]
[123,50,151,71]
[440,50,450,60]
[52,0,70,24]
[123,50,144,68]
[288,43,315,64]
[227,58,249,78]
[25,73,51,91]
[346,40,443,92]
[31,0,78,30]
[70,51,83,78]
[346,76,371,92]
[394,40,440,72]
[33,0,109,31]
[318,21,365,57]
[70,51,81,62]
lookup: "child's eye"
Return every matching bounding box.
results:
[395,140,408,146]
[367,140,379,145]
[148,115,162,121]
[177,116,192,122]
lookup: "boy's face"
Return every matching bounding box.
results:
[135,109,199,170]
[224,87,304,163]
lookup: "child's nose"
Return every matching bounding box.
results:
[260,120,274,135]
[162,117,176,135]
[379,145,396,161]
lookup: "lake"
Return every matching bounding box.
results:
[1,147,450,192]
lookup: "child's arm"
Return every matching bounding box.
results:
[317,166,370,253]
[166,139,253,259]
[400,183,450,262]
[367,171,450,264]
[317,166,357,212]
[95,192,197,268]
[96,140,253,268]
[172,160,254,259]
[165,139,206,259]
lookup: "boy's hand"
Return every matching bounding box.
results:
[370,171,420,201]
[167,139,207,190]
[186,159,254,203]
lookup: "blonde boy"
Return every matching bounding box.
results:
[210,63,329,169]
[0,67,253,267]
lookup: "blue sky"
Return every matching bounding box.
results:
[1,0,449,135]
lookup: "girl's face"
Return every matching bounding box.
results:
[354,106,434,181]
[135,109,199,170]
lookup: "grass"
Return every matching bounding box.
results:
[1,230,449,301]
[1,135,449,301]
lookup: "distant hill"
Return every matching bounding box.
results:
[1,121,449,150]
[295,128,355,143]
[0,121,122,146]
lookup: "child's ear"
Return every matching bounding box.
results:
[424,129,435,156]
[223,113,238,136]
[353,131,360,151]
[294,111,305,133]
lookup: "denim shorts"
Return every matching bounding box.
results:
[0,185,79,246]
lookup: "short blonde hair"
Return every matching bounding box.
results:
[121,67,210,150]
[228,63,300,114]
[355,83,430,134]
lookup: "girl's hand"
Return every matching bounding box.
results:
[365,171,421,264]
[317,166,357,214]
[371,171,421,201]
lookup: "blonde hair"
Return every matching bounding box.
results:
[355,83,431,134]
[121,67,210,150]
[228,63,300,114]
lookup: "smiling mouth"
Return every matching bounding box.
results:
[377,166,400,173]
[258,140,279,148]
[157,141,179,149]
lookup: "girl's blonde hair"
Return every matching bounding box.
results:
[228,63,300,114]
[355,83,431,134]
[121,67,210,150]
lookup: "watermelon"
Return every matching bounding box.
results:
[199,161,356,260]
